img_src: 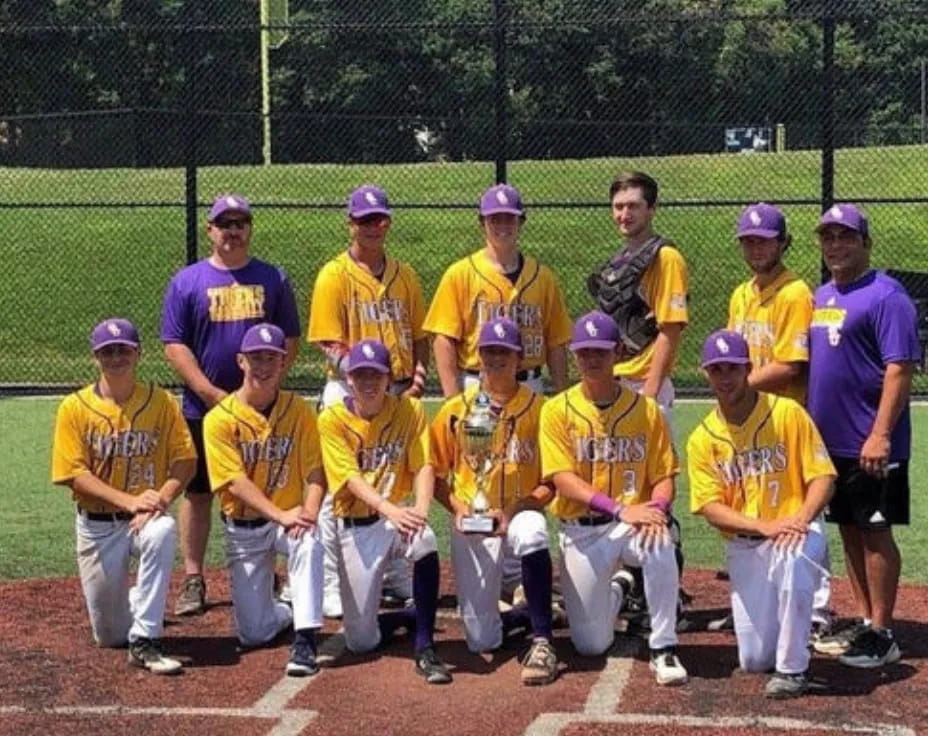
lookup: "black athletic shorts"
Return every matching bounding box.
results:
[825,456,910,529]
[185,416,211,495]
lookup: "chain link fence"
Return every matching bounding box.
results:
[2,0,926,394]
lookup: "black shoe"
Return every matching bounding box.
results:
[128,637,183,675]
[765,671,808,699]
[174,574,206,616]
[813,618,868,656]
[839,628,901,668]
[415,646,452,684]
[286,633,319,677]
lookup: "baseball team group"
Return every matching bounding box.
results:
[50,170,921,700]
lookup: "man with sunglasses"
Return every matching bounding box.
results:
[307,184,428,618]
[51,318,196,674]
[162,193,301,617]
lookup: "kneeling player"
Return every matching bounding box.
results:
[431,318,558,685]
[52,318,196,675]
[687,330,835,699]
[318,339,451,684]
[203,324,325,676]
[540,311,687,685]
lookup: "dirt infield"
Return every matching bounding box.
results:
[1,567,925,736]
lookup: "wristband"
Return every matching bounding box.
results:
[648,498,671,515]
[589,492,619,518]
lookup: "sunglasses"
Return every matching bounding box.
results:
[213,218,252,230]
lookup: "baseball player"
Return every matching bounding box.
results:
[51,318,196,675]
[162,193,302,617]
[688,330,836,698]
[808,204,921,668]
[307,184,426,617]
[203,323,325,676]
[318,339,451,684]
[539,311,687,686]
[431,317,558,686]
[424,183,573,398]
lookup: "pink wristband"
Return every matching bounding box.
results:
[648,498,671,514]
[589,492,619,517]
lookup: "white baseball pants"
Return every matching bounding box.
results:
[75,513,176,647]
[559,520,679,656]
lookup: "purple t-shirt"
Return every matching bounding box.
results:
[161,258,301,418]
[808,270,921,460]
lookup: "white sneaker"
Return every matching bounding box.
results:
[649,647,688,685]
[323,594,343,619]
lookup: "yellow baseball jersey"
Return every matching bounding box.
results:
[614,245,689,380]
[203,390,322,519]
[307,252,426,380]
[539,383,677,520]
[727,269,812,404]
[430,384,544,509]
[51,382,196,514]
[423,249,573,372]
[687,393,836,532]
[318,395,428,518]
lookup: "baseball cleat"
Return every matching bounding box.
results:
[649,647,688,686]
[415,645,453,684]
[521,637,558,686]
[174,574,206,616]
[286,637,320,677]
[707,611,734,632]
[838,629,901,668]
[128,637,183,675]
[765,671,808,699]
[813,618,867,656]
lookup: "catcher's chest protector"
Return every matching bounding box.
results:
[587,235,666,357]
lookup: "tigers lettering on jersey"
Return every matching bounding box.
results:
[87,428,161,460]
[353,297,409,325]
[237,435,294,465]
[357,440,405,472]
[476,300,542,329]
[207,284,266,322]
[713,443,788,485]
[574,434,646,463]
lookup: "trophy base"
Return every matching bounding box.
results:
[459,515,495,534]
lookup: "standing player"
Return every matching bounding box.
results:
[318,339,451,684]
[424,183,572,398]
[808,204,921,668]
[203,323,325,675]
[539,311,687,685]
[589,171,688,419]
[307,184,427,617]
[431,318,558,686]
[688,330,836,698]
[162,193,302,616]
[51,318,196,675]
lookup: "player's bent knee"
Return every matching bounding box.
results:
[570,620,614,656]
[343,620,381,654]
[409,525,438,560]
[140,514,177,549]
[508,511,549,557]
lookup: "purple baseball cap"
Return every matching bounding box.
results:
[208,193,252,222]
[478,317,523,353]
[348,185,392,219]
[736,202,786,239]
[815,203,868,237]
[479,184,525,217]
[91,318,140,352]
[240,323,287,354]
[701,329,750,368]
[346,339,391,374]
[569,311,620,351]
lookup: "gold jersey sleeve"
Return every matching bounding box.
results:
[423,250,573,372]
[687,393,835,529]
[307,253,426,380]
[51,383,196,513]
[319,395,428,518]
[429,384,543,509]
[615,245,689,380]
[204,391,322,518]
[727,270,812,403]
[540,384,678,520]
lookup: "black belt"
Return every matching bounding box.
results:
[736,534,765,541]
[221,513,270,529]
[339,514,380,528]
[78,507,132,522]
[465,366,542,381]
[561,514,614,527]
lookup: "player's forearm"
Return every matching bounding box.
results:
[345,475,389,513]
[649,476,676,506]
[511,482,554,514]
[550,471,598,506]
[315,341,349,374]
[164,343,226,406]
[412,464,436,515]
[433,476,455,513]
[643,323,683,395]
[226,476,288,524]
[747,361,804,393]
[71,473,140,512]
[797,475,835,524]
[870,362,915,439]
[699,501,766,537]
[432,335,461,398]
[413,337,430,372]
[546,345,569,393]
[159,458,197,505]
[301,475,326,522]
[283,337,300,377]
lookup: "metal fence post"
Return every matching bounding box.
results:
[820,0,836,284]
[184,22,198,266]
[493,0,508,184]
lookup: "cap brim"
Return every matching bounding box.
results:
[480,207,524,216]
[240,346,287,355]
[701,356,750,368]
[478,340,523,352]
[350,207,392,219]
[737,228,781,239]
[814,221,862,234]
[569,339,617,351]
[93,338,139,351]
[209,207,251,222]
[347,361,390,374]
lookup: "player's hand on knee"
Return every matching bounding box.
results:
[619,503,666,528]
[129,489,167,515]
[638,521,670,552]
[129,510,156,534]
[288,509,317,539]
[278,506,312,532]
[384,503,424,537]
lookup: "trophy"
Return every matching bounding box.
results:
[458,391,501,534]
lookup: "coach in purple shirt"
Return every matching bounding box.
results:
[808,204,921,669]
[161,193,301,616]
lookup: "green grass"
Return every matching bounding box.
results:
[3,396,926,585]
[2,144,927,392]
